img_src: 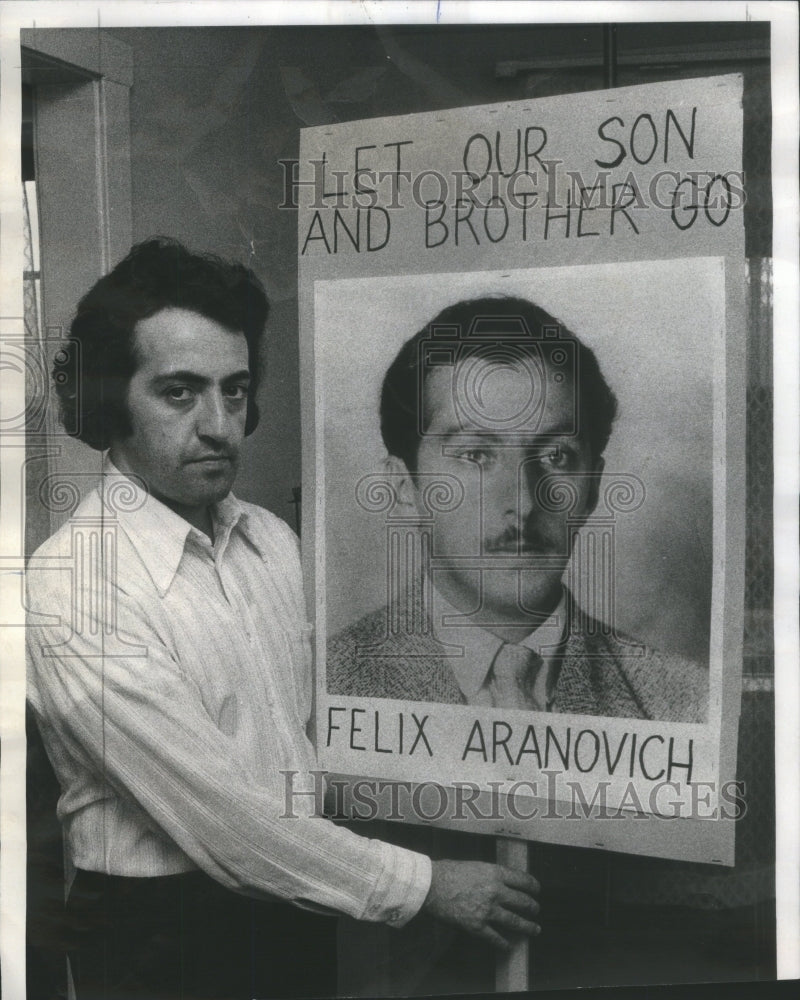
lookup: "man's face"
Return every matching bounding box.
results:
[110,307,250,521]
[408,356,601,630]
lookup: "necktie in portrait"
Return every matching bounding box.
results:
[488,643,547,710]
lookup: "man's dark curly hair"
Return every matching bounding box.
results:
[54,237,269,451]
[381,296,618,472]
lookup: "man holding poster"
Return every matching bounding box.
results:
[328,295,708,724]
[25,240,543,998]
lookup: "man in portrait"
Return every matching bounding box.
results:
[328,296,707,723]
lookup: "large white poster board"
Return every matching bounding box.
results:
[299,75,746,864]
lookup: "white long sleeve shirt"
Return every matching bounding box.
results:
[26,462,430,927]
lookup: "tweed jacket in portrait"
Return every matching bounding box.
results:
[327,592,707,723]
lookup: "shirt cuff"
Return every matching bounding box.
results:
[359,839,432,928]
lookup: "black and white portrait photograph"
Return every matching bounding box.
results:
[321,260,720,725]
[0,4,796,1000]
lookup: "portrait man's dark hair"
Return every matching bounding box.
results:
[55,237,269,450]
[380,296,618,472]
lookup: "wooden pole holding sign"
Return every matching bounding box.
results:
[495,837,530,993]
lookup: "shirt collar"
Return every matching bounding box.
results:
[99,456,260,596]
[519,593,568,657]
[428,582,567,702]
[428,585,503,701]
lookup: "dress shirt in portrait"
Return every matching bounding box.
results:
[428,584,567,709]
[26,458,429,927]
